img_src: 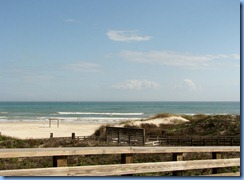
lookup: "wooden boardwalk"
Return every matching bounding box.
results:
[0,146,240,176]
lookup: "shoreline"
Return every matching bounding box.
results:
[0,121,103,139]
[0,113,239,140]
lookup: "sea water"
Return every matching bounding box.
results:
[0,101,240,124]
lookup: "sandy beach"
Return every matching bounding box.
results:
[0,116,191,139]
[0,121,102,139]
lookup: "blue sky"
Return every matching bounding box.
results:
[0,0,240,101]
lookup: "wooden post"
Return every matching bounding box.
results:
[212,152,221,174]
[50,133,53,138]
[53,156,68,167]
[121,154,133,176]
[72,133,75,140]
[172,153,183,176]
[203,138,206,146]
[128,131,131,146]
[57,119,59,128]
[143,129,145,146]
[216,138,219,146]
[118,130,120,145]
[178,138,182,146]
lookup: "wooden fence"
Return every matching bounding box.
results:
[106,127,145,146]
[0,146,240,176]
[146,136,240,146]
[49,133,240,147]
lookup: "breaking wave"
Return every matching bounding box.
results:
[57,112,143,116]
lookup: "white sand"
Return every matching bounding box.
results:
[0,116,190,139]
[128,116,189,126]
[0,120,102,139]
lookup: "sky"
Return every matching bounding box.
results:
[0,0,240,102]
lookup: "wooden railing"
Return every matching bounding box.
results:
[48,133,240,147]
[0,146,240,176]
[146,136,240,146]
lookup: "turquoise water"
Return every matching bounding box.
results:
[0,101,240,123]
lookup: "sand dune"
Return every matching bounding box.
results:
[127,116,190,126]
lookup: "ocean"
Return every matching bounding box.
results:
[0,101,240,124]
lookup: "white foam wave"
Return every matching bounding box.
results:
[39,117,141,120]
[37,116,141,123]
[57,112,143,116]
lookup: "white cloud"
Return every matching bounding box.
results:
[184,79,197,91]
[112,80,160,90]
[64,19,79,23]
[119,50,239,69]
[107,30,151,42]
[174,78,199,92]
[66,62,101,72]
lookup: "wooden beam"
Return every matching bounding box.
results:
[71,133,75,140]
[121,154,133,176]
[53,156,68,167]
[0,158,239,176]
[0,146,240,159]
[212,152,221,174]
[202,172,240,176]
[172,153,183,176]
[121,154,133,164]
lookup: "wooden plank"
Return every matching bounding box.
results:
[145,136,240,146]
[130,146,240,154]
[121,154,133,176]
[172,153,183,176]
[121,154,133,164]
[0,158,239,176]
[202,172,240,176]
[53,156,68,167]
[212,152,221,174]
[0,146,240,158]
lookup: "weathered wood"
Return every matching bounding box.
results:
[121,154,133,176]
[146,136,240,146]
[212,152,221,174]
[0,158,239,176]
[106,127,145,146]
[71,133,75,140]
[202,172,240,176]
[0,146,240,158]
[121,154,133,164]
[48,119,60,128]
[172,153,183,176]
[53,156,68,167]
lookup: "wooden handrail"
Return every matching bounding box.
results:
[0,146,240,158]
[0,158,239,176]
[0,146,240,176]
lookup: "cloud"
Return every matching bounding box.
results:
[64,19,79,23]
[184,79,197,91]
[112,80,160,90]
[65,62,101,72]
[107,30,151,42]
[119,50,239,69]
[174,78,199,92]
